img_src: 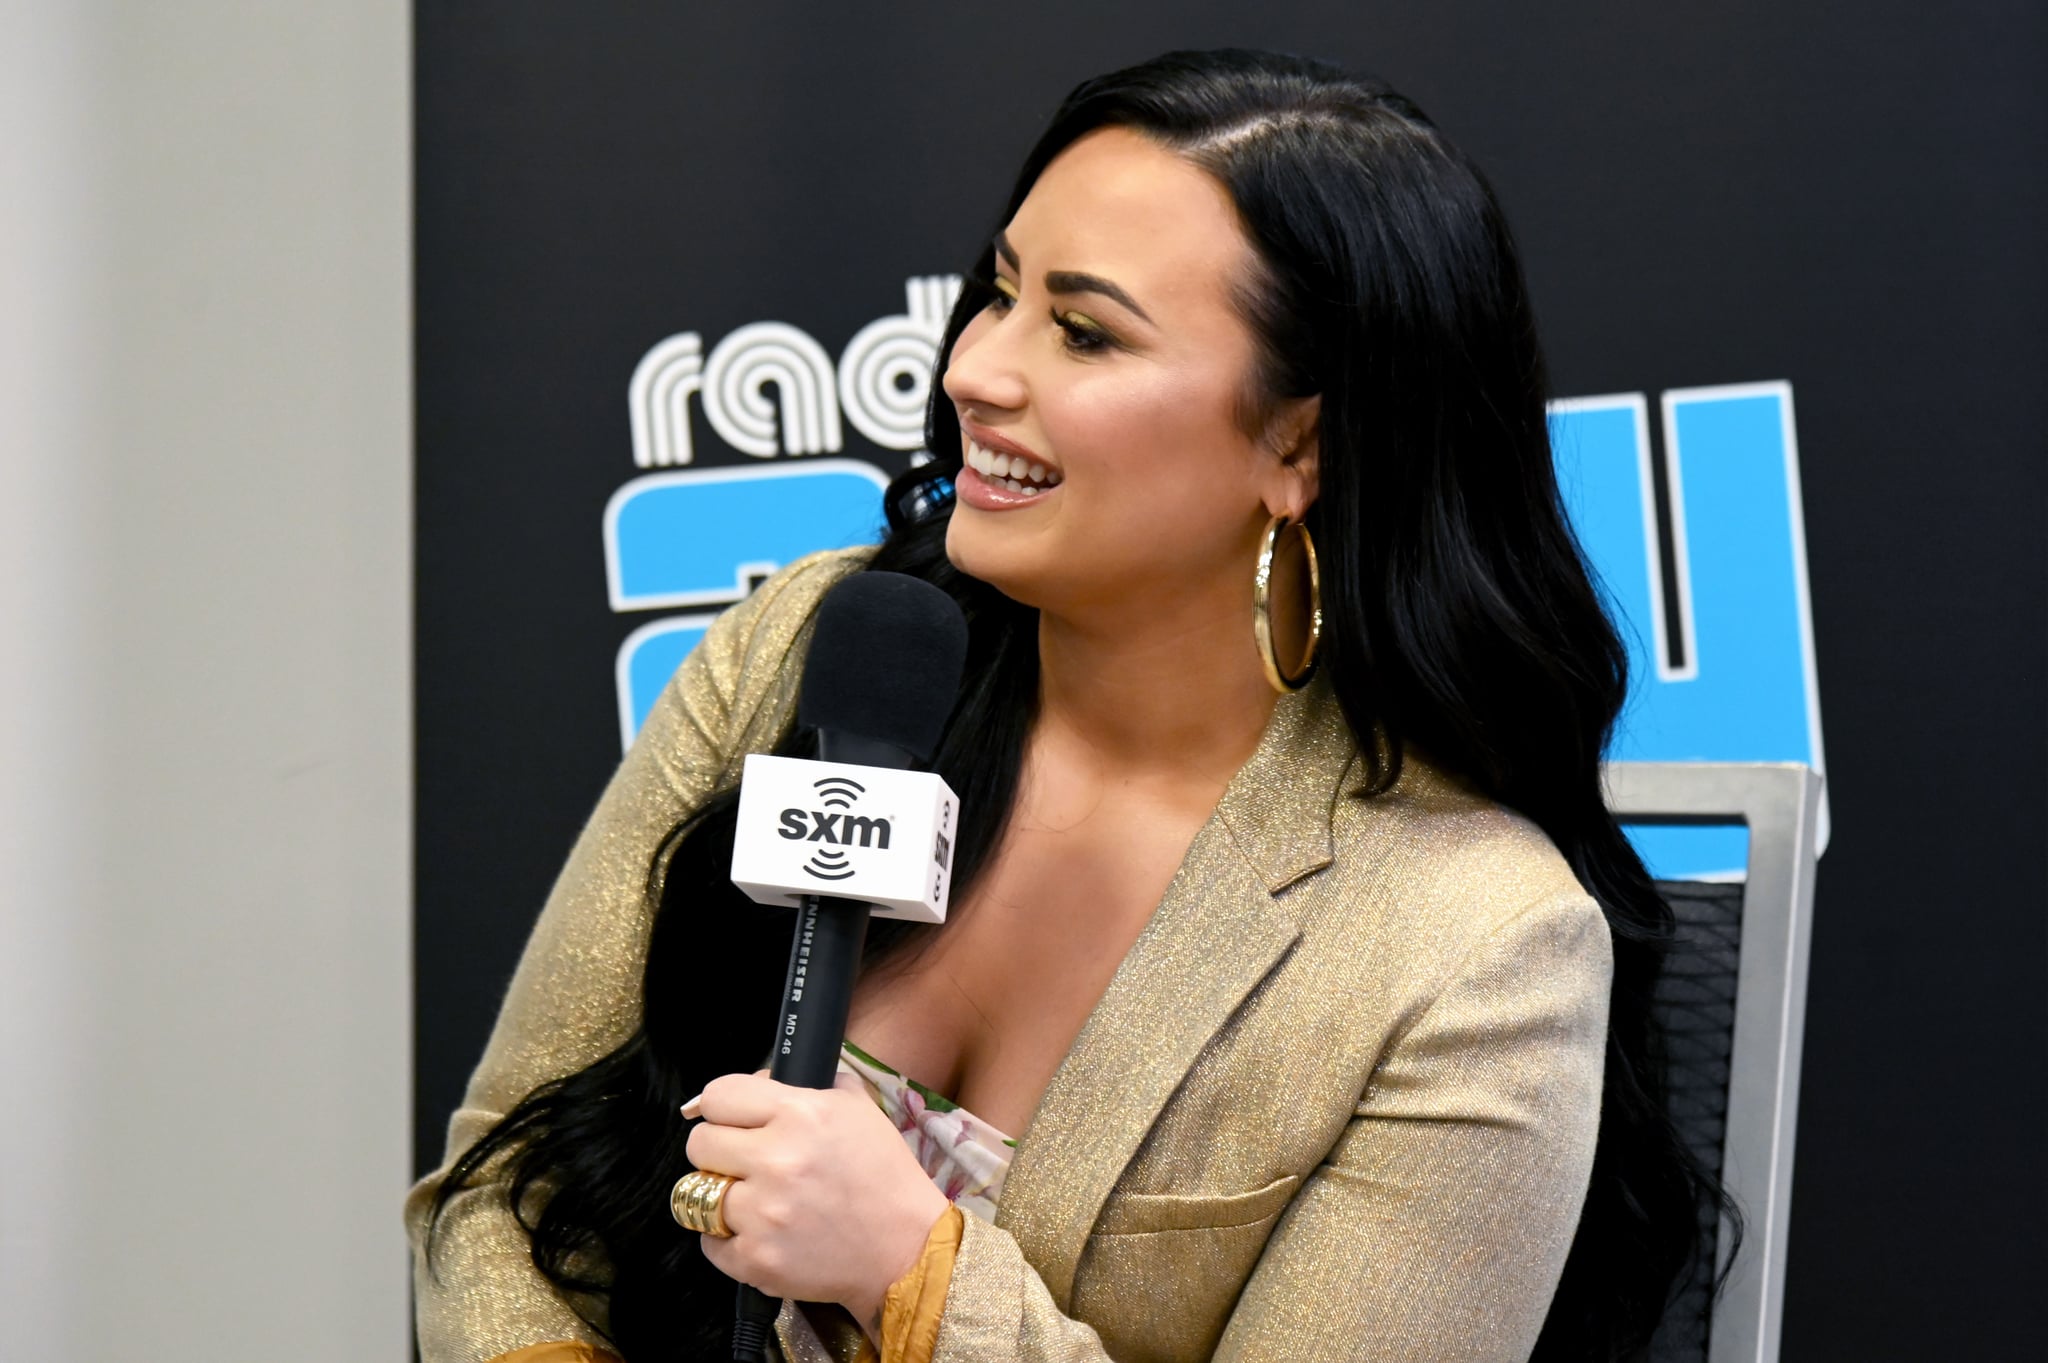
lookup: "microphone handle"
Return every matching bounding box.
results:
[733,892,872,1358]
[771,893,873,1086]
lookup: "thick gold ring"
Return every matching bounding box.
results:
[669,1169,737,1238]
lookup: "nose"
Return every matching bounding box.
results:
[940,307,1028,418]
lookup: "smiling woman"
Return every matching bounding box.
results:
[944,128,1319,648]
[408,48,1725,1363]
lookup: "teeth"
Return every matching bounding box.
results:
[966,439,1062,490]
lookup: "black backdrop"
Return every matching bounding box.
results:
[415,3,2046,1355]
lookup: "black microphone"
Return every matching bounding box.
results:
[730,570,969,1362]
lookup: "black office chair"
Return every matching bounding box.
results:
[1602,763,1824,1363]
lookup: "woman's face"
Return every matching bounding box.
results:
[941,126,1317,622]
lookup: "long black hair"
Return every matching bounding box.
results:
[430,48,1731,1361]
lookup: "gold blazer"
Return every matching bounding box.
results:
[406,548,1611,1363]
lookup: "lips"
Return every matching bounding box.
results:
[959,423,1062,497]
[962,438,1062,495]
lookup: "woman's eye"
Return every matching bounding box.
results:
[969,274,1110,355]
[1055,315,1110,354]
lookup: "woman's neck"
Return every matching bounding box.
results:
[1033,584,1279,790]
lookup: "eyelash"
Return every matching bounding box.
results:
[965,272,1112,355]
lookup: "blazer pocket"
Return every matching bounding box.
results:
[1093,1173,1301,1236]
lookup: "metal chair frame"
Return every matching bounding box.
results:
[1602,762,1824,1363]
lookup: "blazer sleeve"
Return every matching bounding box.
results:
[404,549,861,1363]
[923,890,1613,1363]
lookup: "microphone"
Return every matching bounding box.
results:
[728,571,969,1362]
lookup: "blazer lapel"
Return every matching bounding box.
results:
[994,675,1358,1309]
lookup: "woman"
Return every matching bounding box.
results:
[409,48,1722,1363]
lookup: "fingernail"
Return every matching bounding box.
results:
[680,1091,703,1119]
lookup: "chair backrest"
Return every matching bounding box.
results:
[1601,763,1824,1363]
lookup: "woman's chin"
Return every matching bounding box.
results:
[943,517,1054,610]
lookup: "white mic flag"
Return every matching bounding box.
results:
[729,753,959,924]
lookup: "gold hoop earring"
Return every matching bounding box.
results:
[1253,514,1322,694]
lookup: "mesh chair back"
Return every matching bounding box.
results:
[1603,764,1823,1363]
[1648,880,1745,1362]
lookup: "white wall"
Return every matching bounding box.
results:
[0,3,410,1358]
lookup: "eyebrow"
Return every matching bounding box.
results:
[993,232,1155,326]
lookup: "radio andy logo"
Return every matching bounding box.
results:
[779,776,893,881]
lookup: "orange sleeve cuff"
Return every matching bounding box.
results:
[878,1203,965,1363]
[485,1345,623,1363]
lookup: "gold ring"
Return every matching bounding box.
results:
[669,1169,737,1237]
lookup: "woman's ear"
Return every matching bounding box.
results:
[1262,394,1321,522]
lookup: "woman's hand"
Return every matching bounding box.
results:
[685,1069,952,1331]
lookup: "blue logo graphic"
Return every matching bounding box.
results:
[1552,381,1825,877]
[605,459,892,612]
[609,383,1824,882]
[607,459,890,747]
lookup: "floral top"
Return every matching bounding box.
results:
[838,1040,1017,1223]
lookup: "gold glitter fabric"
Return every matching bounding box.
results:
[406,546,1613,1363]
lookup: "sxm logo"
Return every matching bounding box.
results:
[780,775,896,883]
[603,279,1825,882]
